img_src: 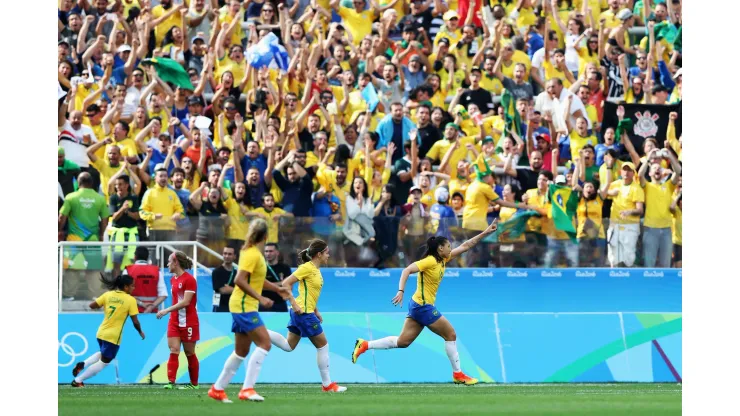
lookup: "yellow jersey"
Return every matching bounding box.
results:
[316,164,351,224]
[543,60,571,88]
[524,189,548,233]
[230,246,267,313]
[293,261,324,314]
[337,7,373,45]
[151,4,182,46]
[253,207,286,243]
[426,137,479,178]
[569,132,598,159]
[672,205,682,245]
[412,255,448,306]
[576,196,605,239]
[91,159,122,200]
[94,290,138,345]
[139,184,185,231]
[462,179,499,231]
[224,196,251,241]
[643,181,675,229]
[608,180,645,224]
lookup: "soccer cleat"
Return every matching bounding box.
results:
[238,388,264,402]
[322,382,347,392]
[72,362,84,377]
[163,383,174,389]
[71,380,84,388]
[351,338,368,364]
[453,371,479,385]
[178,383,200,390]
[208,386,233,404]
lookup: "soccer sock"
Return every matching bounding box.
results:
[167,353,179,383]
[186,354,199,386]
[316,344,332,387]
[368,336,398,350]
[445,341,462,373]
[268,330,293,352]
[74,360,109,383]
[83,351,102,368]
[214,352,245,391]
[243,347,269,389]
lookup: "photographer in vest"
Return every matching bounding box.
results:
[122,247,168,313]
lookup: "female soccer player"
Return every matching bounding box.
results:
[208,219,287,403]
[351,219,499,385]
[71,274,145,387]
[267,239,347,393]
[156,251,200,390]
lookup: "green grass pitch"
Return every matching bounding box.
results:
[58,383,681,415]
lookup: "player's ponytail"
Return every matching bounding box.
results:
[244,218,269,249]
[298,239,328,264]
[100,273,135,291]
[421,236,449,262]
[173,251,193,270]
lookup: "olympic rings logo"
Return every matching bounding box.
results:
[58,332,88,367]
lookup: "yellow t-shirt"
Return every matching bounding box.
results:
[499,206,526,243]
[643,181,676,229]
[462,180,499,231]
[224,196,251,241]
[316,165,351,224]
[105,139,140,162]
[608,180,645,224]
[152,4,182,47]
[543,60,571,88]
[95,290,138,345]
[293,261,323,314]
[230,246,267,313]
[338,7,373,45]
[600,9,621,30]
[569,132,598,159]
[253,207,286,243]
[577,196,606,239]
[92,159,122,200]
[480,75,504,96]
[672,205,682,245]
[219,10,244,47]
[434,29,462,48]
[524,189,548,233]
[448,177,471,199]
[412,255,448,306]
[216,57,247,87]
[512,50,532,75]
[516,7,538,31]
[426,137,479,178]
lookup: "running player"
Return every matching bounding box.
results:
[351,219,499,385]
[267,239,347,393]
[71,274,145,387]
[156,251,200,390]
[208,219,287,403]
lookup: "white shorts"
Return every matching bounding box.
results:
[607,223,640,267]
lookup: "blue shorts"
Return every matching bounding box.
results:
[231,312,264,334]
[97,338,120,360]
[407,299,443,327]
[287,310,324,338]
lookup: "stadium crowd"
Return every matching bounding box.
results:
[57,0,683,271]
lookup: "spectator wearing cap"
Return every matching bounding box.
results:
[460,67,495,116]
[402,185,429,261]
[524,111,553,169]
[434,11,462,47]
[669,68,682,104]
[135,118,176,175]
[429,187,457,241]
[604,162,644,268]
[609,9,636,57]
[139,164,185,244]
[638,148,681,268]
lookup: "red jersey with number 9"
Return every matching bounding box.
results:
[169,272,199,328]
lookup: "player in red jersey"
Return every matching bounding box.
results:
[156,251,200,390]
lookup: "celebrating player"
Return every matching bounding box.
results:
[267,239,347,393]
[156,251,200,390]
[208,219,287,403]
[71,274,145,387]
[351,219,499,385]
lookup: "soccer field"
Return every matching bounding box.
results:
[58,383,681,416]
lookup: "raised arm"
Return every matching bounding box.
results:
[449,219,498,260]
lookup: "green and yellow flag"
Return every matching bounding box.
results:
[483,210,541,243]
[497,89,522,153]
[141,57,194,90]
[548,184,579,242]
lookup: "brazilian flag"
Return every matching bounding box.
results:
[141,57,194,90]
[497,89,522,153]
[483,210,541,243]
[548,184,579,242]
